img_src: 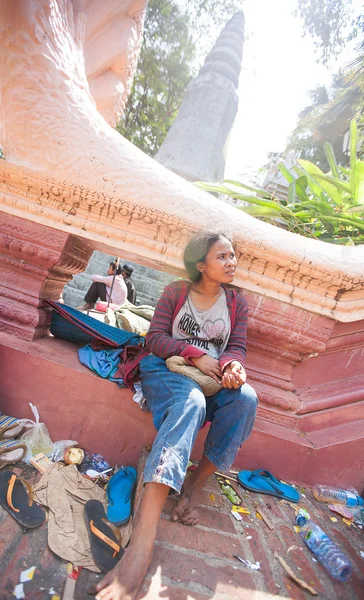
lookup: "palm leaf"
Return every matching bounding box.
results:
[298,160,342,205]
[323,142,340,179]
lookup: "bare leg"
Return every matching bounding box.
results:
[171,455,216,526]
[95,482,169,600]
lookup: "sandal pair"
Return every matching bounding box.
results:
[85,500,124,573]
[0,414,23,440]
[0,438,27,470]
[0,469,45,528]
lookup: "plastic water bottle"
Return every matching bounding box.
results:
[313,484,363,507]
[296,507,310,526]
[298,521,352,581]
[352,507,364,526]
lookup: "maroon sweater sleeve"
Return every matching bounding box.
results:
[219,293,248,371]
[145,284,206,361]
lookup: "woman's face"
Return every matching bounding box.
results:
[198,238,237,284]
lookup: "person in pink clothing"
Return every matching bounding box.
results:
[78,261,127,311]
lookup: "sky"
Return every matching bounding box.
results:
[225,0,360,181]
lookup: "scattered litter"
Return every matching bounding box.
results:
[209,493,215,502]
[312,558,317,562]
[85,468,112,479]
[274,551,318,596]
[12,584,25,600]
[256,512,262,520]
[231,505,250,514]
[328,504,354,519]
[51,596,61,600]
[217,478,242,505]
[302,494,306,498]
[215,471,238,483]
[256,507,274,530]
[233,555,260,570]
[294,525,300,533]
[49,589,57,595]
[279,499,300,514]
[296,507,310,526]
[231,509,243,521]
[246,535,252,540]
[343,518,352,527]
[191,569,196,575]
[360,551,364,559]
[20,566,36,583]
[287,545,298,554]
[330,517,338,522]
[30,453,53,474]
[18,403,53,462]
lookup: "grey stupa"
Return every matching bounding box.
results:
[155,11,245,182]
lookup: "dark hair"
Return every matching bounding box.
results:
[109,261,122,275]
[183,232,234,282]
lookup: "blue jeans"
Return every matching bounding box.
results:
[140,355,258,493]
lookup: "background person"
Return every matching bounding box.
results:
[95,231,258,600]
[78,261,127,311]
[121,263,137,304]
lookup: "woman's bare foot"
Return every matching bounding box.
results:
[171,473,203,526]
[95,540,152,600]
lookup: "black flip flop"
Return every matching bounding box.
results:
[85,499,124,573]
[0,469,45,528]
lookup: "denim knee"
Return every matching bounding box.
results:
[236,383,258,419]
[183,387,206,422]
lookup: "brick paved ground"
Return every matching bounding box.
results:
[0,464,363,600]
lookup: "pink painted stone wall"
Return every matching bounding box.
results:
[0,1,363,492]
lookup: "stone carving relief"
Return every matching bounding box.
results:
[0,0,363,326]
[0,213,93,339]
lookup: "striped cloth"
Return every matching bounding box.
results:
[120,280,249,387]
[0,438,22,451]
[0,415,19,436]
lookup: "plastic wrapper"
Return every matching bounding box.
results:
[51,440,78,462]
[18,403,53,463]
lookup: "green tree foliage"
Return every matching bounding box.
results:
[117,0,243,156]
[286,68,364,170]
[117,0,195,156]
[295,0,361,63]
[196,121,364,245]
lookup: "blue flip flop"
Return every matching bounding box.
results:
[237,469,300,503]
[106,467,137,526]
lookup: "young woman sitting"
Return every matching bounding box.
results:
[96,231,258,600]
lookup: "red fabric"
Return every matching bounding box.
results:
[121,280,248,388]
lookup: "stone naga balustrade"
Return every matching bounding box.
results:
[0,0,363,487]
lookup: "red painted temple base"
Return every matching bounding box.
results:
[1,324,363,492]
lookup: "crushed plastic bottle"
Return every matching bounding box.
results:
[313,484,363,507]
[352,507,364,526]
[299,521,352,581]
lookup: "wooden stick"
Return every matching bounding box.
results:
[119,446,150,547]
[274,552,318,596]
[256,507,275,530]
[215,472,238,483]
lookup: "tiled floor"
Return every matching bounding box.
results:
[0,464,363,599]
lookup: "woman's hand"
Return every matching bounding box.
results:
[221,361,246,389]
[191,355,222,384]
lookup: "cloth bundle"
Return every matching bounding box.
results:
[166,356,222,397]
[33,463,107,571]
[105,300,155,336]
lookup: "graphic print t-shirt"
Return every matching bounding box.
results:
[172,292,230,359]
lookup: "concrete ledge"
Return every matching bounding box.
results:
[1,333,363,491]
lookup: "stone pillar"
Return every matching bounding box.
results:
[0,213,93,340]
[155,11,245,182]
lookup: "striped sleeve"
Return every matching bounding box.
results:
[219,294,248,371]
[145,284,206,361]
